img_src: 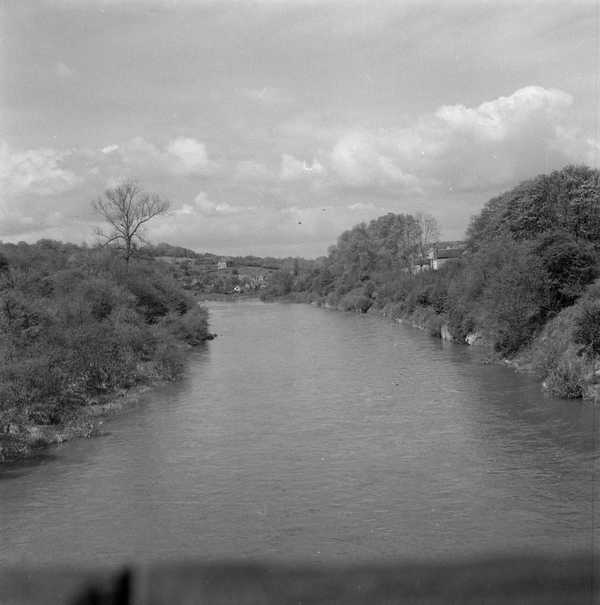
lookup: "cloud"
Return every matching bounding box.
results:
[347,202,377,212]
[0,142,88,240]
[426,86,580,189]
[98,136,215,177]
[176,191,255,217]
[2,84,595,256]
[330,131,421,190]
[434,86,573,142]
[329,86,591,193]
[165,137,210,174]
[0,141,80,196]
[55,61,74,79]
[280,153,325,180]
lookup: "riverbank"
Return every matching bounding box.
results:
[290,296,600,404]
[257,167,600,403]
[196,292,260,302]
[387,302,600,404]
[0,383,150,464]
[0,336,218,465]
[0,242,214,465]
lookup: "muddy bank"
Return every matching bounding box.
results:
[0,384,157,464]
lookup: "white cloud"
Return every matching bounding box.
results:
[99,136,214,176]
[426,86,581,189]
[175,191,254,217]
[330,131,421,189]
[434,86,573,142]
[165,137,210,174]
[0,141,80,196]
[115,136,162,168]
[329,86,590,193]
[2,85,595,255]
[55,61,74,79]
[347,202,377,212]
[280,153,325,180]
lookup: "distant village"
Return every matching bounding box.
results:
[151,241,467,295]
[152,250,282,295]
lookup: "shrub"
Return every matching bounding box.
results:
[0,242,211,427]
[66,322,139,392]
[120,263,193,322]
[158,306,209,345]
[339,288,373,313]
[152,337,186,380]
[536,233,599,312]
[573,299,600,355]
[544,357,586,399]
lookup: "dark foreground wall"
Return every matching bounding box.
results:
[0,554,596,605]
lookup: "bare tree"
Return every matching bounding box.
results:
[92,180,170,263]
[415,211,440,258]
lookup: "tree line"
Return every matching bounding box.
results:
[261,165,600,399]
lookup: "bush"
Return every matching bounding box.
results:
[573,299,600,355]
[339,288,373,313]
[158,306,209,345]
[536,233,599,312]
[66,322,139,392]
[544,357,586,399]
[0,242,211,427]
[152,337,186,380]
[120,263,193,322]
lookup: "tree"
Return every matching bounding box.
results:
[535,232,599,312]
[0,253,8,275]
[93,180,170,264]
[415,212,440,257]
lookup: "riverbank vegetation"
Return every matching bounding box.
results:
[0,240,211,461]
[261,165,600,401]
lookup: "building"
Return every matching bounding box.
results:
[427,245,466,270]
[412,257,432,273]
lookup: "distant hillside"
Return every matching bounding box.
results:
[151,250,317,295]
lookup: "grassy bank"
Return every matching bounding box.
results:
[0,240,212,463]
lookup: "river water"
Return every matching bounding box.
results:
[1,301,598,567]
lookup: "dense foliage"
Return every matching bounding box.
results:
[0,240,210,431]
[262,165,600,398]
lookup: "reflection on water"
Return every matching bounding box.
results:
[1,301,597,566]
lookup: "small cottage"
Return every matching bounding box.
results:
[427,246,465,270]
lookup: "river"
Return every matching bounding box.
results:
[1,301,597,567]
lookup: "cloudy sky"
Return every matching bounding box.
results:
[1,1,598,257]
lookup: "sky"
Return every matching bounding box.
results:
[1,0,599,258]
